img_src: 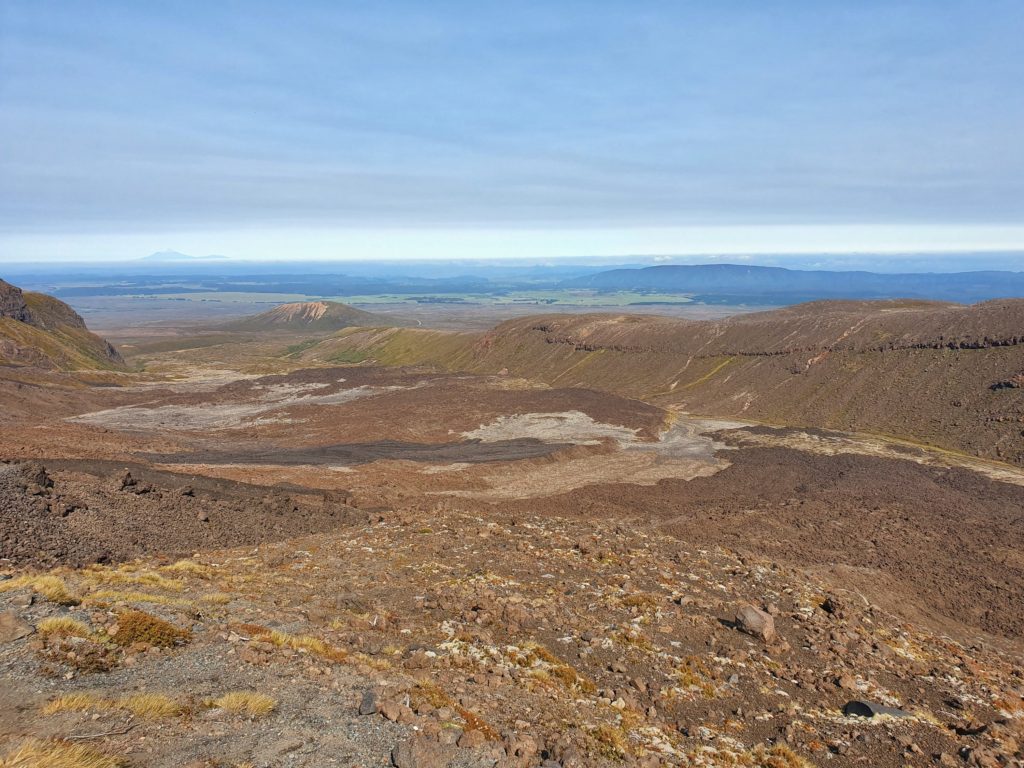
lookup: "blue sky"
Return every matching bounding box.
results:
[2,1,1023,261]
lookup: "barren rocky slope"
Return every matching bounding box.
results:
[2,459,1023,767]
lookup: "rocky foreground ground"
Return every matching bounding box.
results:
[1,463,1022,767]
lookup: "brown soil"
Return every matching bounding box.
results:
[496,433,1024,644]
[0,460,357,569]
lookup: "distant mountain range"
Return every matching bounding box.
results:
[563,264,1024,304]
[141,250,228,261]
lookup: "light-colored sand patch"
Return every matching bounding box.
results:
[734,428,1024,487]
[439,451,729,499]
[445,414,738,498]
[461,411,641,445]
[420,462,472,474]
[69,383,416,431]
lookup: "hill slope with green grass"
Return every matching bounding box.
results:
[223,300,396,332]
[0,279,125,371]
[295,299,1024,464]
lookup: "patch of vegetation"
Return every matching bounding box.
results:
[326,349,369,364]
[283,338,321,358]
[0,574,79,606]
[590,723,629,759]
[82,567,184,593]
[36,617,91,638]
[0,738,127,768]
[742,744,814,768]
[252,628,347,662]
[84,589,190,608]
[43,692,183,719]
[110,610,191,648]
[209,691,276,717]
[160,559,213,578]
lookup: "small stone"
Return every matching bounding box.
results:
[0,612,33,643]
[197,510,210,522]
[735,604,776,642]
[836,673,859,691]
[391,735,449,768]
[358,689,379,715]
[457,729,487,748]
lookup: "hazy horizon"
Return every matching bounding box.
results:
[3,1,1024,264]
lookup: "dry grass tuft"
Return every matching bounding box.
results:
[111,609,191,648]
[255,629,348,662]
[591,723,629,759]
[0,575,79,606]
[211,691,276,717]
[199,592,232,605]
[42,693,109,716]
[121,694,184,719]
[83,568,184,593]
[742,744,814,768]
[84,589,189,607]
[0,738,126,768]
[160,559,213,578]
[37,617,91,638]
[42,692,183,720]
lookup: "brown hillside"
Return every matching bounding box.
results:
[0,280,125,370]
[305,300,1024,464]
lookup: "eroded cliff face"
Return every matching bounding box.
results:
[0,279,124,370]
[0,279,34,324]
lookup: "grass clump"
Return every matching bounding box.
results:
[0,575,79,606]
[591,723,629,759]
[0,738,126,768]
[42,693,109,716]
[743,745,813,768]
[121,693,183,718]
[255,629,347,662]
[84,589,189,608]
[37,617,91,638]
[42,692,183,720]
[110,610,191,648]
[160,559,213,578]
[82,567,184,593]
[210,691,276,717]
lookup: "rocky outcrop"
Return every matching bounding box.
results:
[0,279,33,324]
[0,280,124,370]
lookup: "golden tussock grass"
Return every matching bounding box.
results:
[741,744,814,768]
[42,692,183,719]
[0,575,79,606]
[210,691,276,717]
[199,592,232,605]
[83,589,189,608]
[36,617,91,638]
[591,723,629,759]
[160,559,213,578]
[0,738,126,768]
[82,568,184,593]
[255,629,348,662]
[42,693,107,716]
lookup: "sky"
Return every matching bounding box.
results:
[1,1,1023,263]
